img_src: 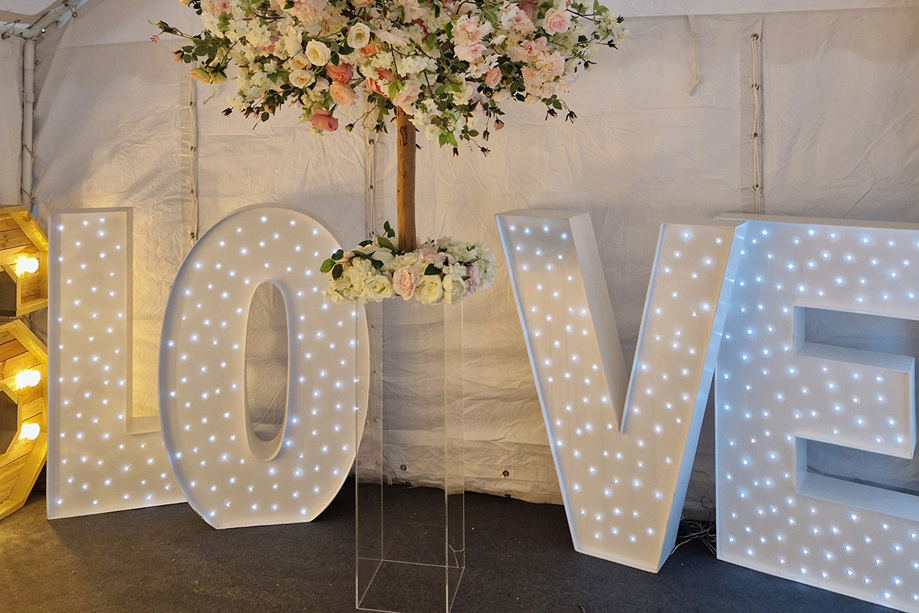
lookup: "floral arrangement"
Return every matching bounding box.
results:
[158,0,625,153]
[321,222,496,304]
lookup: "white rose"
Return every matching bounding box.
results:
[347,23,371,50]
[363,275,394,302]
[416,276,444,305]
[290,69,316,88]
[305,40,331,66]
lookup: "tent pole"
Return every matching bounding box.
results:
[21,37,34,211]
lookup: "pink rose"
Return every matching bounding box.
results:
[522,37,548,60]
[392,80,421,109]
[455,40,486,63]
[518,0,538,20]
[421,248,448,265]
[501,5,536,34]
[393,266,421,300]
[330,82,356,107]
[542,8,570,35]
[465,265,481,293]
[537,51,565,79]
[326,63,353,84]
[202,0,231,16]
[309,108,339,132]
[484,67,501,89]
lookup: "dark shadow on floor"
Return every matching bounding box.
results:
[0,481,885,612]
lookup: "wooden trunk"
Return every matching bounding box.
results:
[395,108,417,253]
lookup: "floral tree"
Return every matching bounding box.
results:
[157,0,625,303]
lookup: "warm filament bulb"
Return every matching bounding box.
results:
[14,369,40,389]
[14,256,38,276]
[19,422,40,441]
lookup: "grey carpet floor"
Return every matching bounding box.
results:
[1,480,884,613]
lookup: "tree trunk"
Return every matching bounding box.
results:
[395,108,417,252]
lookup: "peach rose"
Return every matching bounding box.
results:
[330,82,356,107]
[393,266,421,300]
[309,108,339,132]
[484,66,501,89]
[365,68,393,97]
[359,43,380,57]
[326,63,353,84]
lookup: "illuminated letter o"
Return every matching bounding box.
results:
[159,206,368,528]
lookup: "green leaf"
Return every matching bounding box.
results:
[352,250,366,258]
[331,263,343,280]
[383,220,395,238]
[377,236,396,251]
[424,264,441,276]
[320,259,334,273]
[331,249,344,260]
[387,80,402,100]
[371,259,383,269]
[359,239,373,247]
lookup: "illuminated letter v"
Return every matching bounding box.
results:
[497,210,745,572]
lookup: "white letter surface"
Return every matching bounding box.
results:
[715,216,919,611]
[159,206,368,528]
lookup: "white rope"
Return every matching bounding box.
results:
[179,74,200,246]
[750,31,764,214]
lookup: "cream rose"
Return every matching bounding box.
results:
[305,40,331,66]
[392,266,421,300]
[290,69,316,88]
[290,53,310,70]
[416,276,444,305]
[363,275,394,302]
[347,23,371,50]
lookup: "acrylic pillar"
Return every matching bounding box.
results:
[355,299,465,612]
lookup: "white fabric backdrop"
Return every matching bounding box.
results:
[24,0,919,516]
[0,37,22,206]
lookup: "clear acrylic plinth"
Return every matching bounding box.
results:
[356,299,465,613]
